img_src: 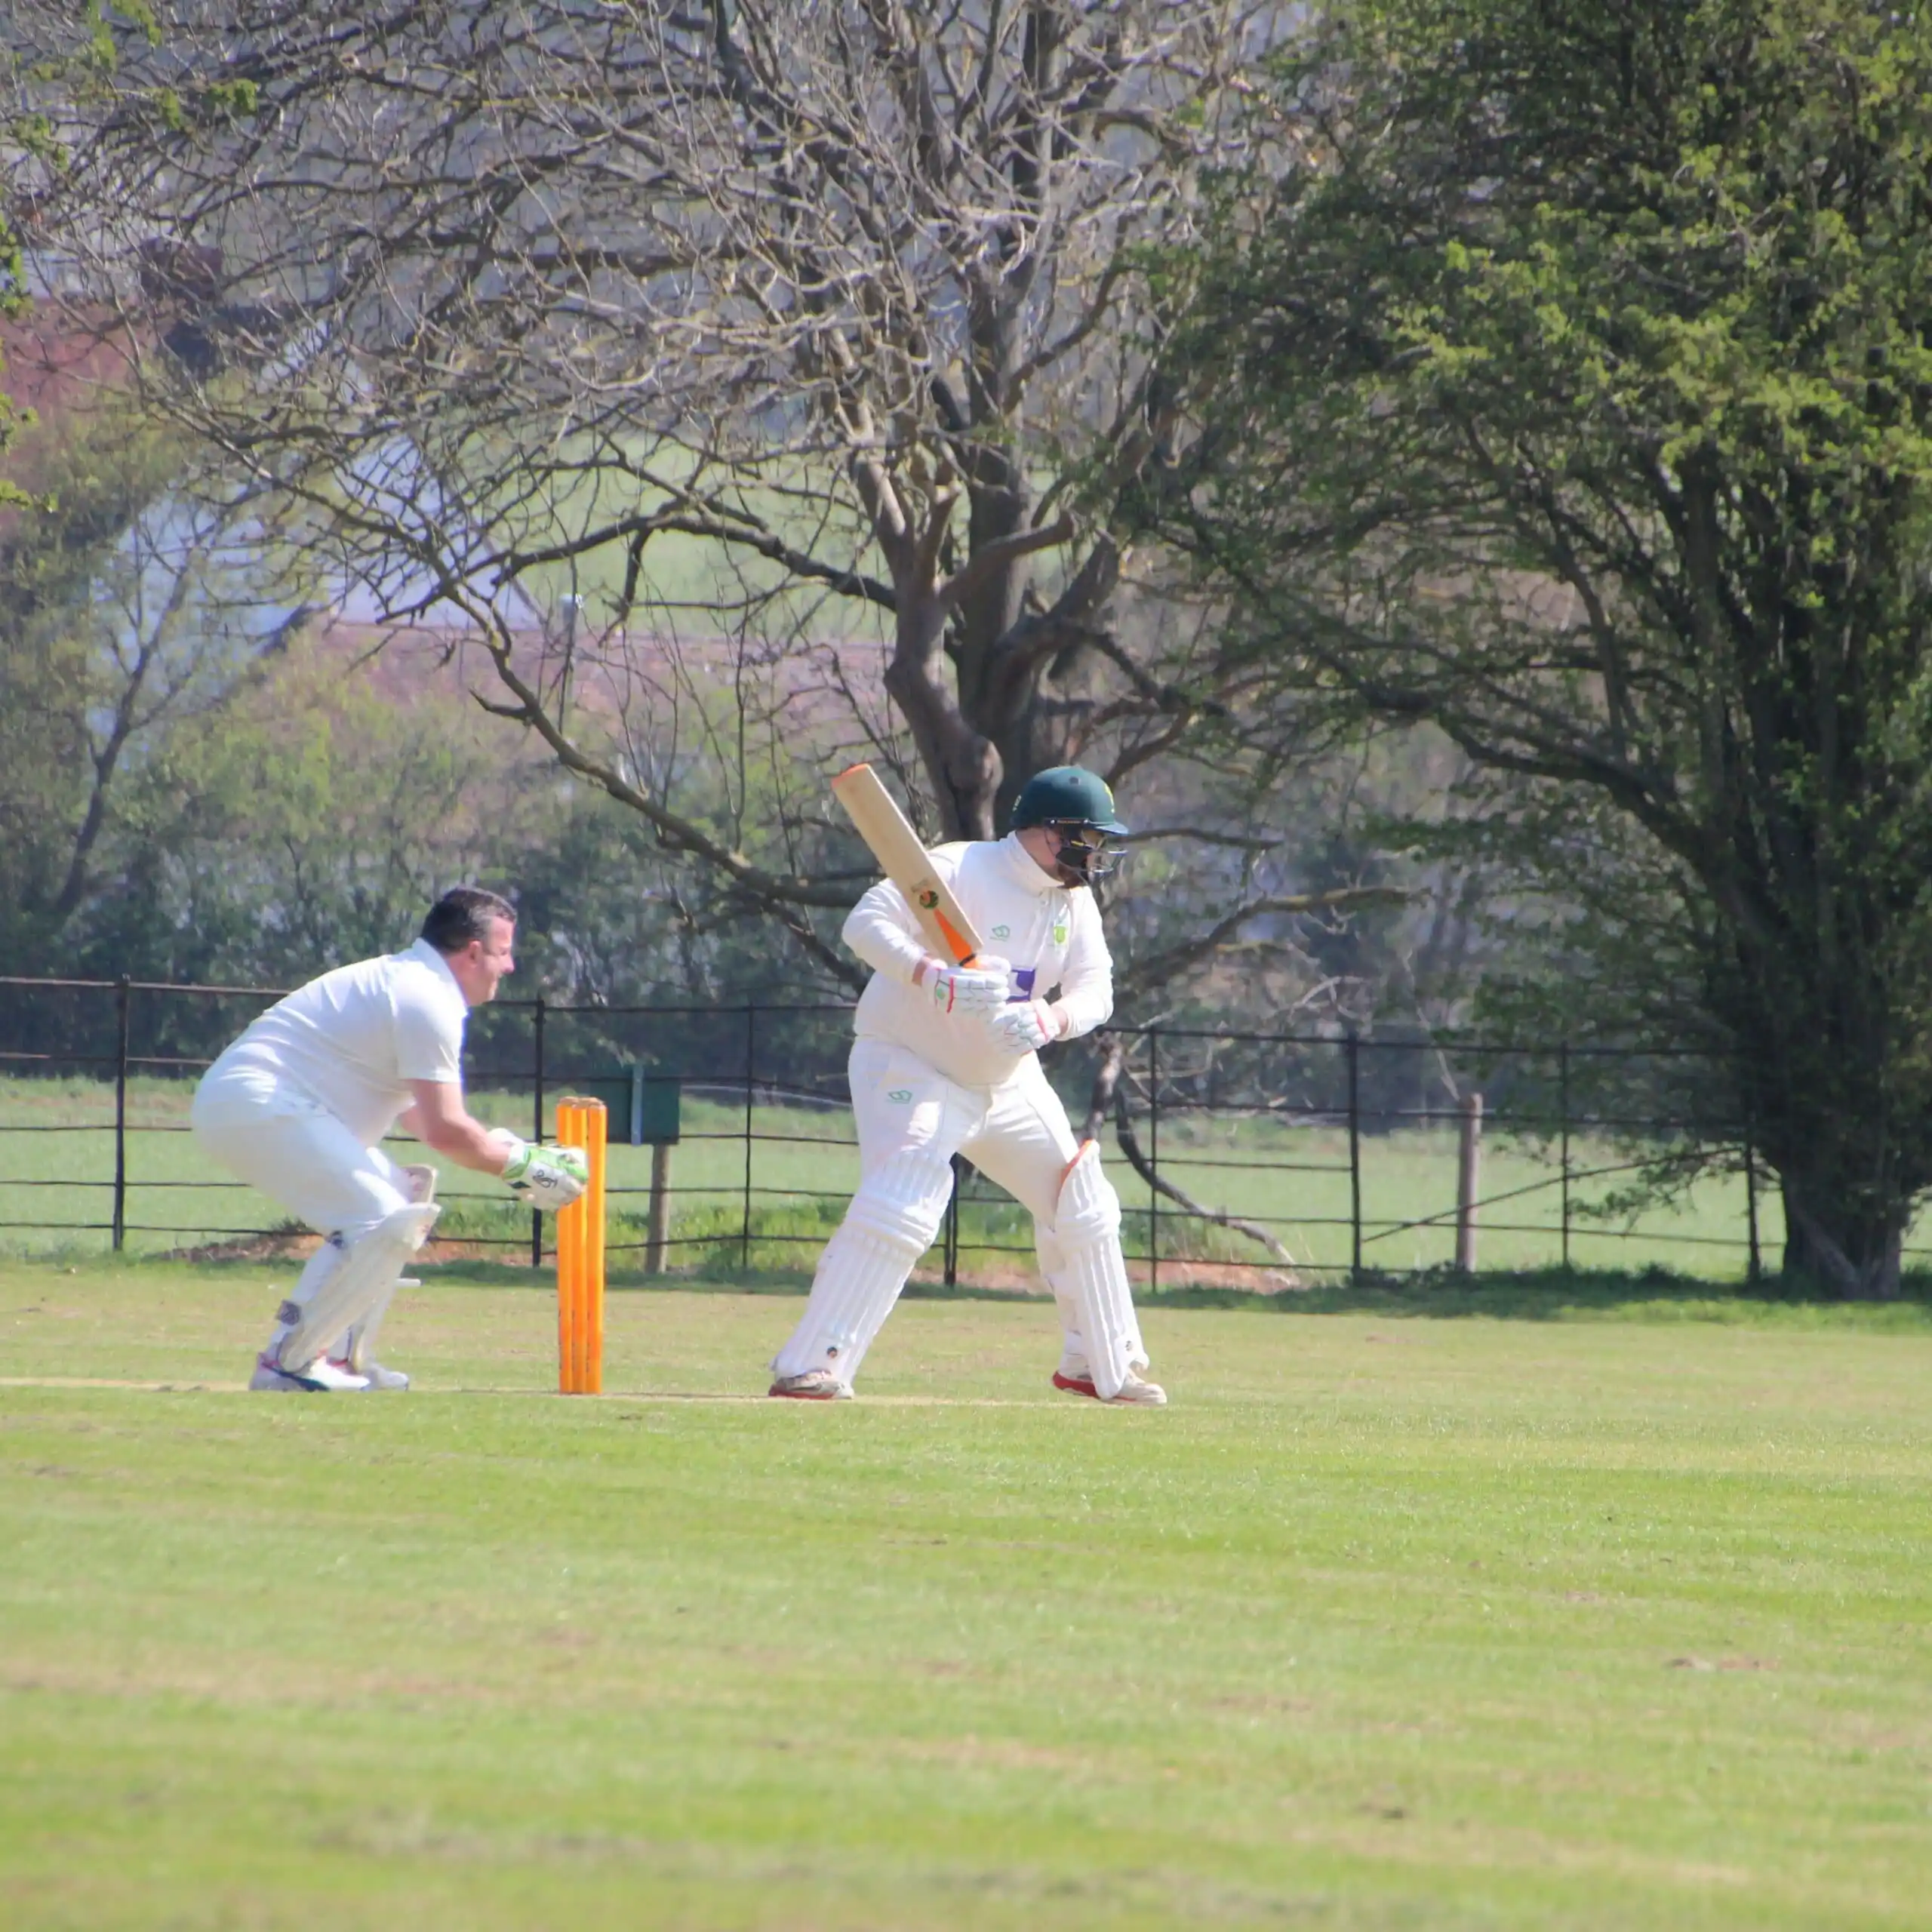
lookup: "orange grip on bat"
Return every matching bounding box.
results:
[934,910,978,966]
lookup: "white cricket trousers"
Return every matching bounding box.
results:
[191,1061,420,1358]
[191,1067,415,1239]
[771,1039,1128,1384]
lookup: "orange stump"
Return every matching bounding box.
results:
[554,1097,608,1394]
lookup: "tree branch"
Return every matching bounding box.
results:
[937,511,1075,611]
[1081,1031,1301,1273]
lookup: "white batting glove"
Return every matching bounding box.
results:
[985,998,1065,1055]
[500,1137,590,1209]
[924,954,1011,1016]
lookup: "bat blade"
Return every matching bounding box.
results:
[831,763,984,964]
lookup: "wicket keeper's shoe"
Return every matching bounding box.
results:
[249,1352,371,1393]
[768,1367,853,1401]
[1052,1357,1168,1406]
[328,1355,411,1391]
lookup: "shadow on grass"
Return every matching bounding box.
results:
[1141,1263,1932,1325]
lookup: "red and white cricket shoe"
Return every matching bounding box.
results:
[1052,1358,1167,1405]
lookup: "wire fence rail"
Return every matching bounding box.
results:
[0,973,1841,1284]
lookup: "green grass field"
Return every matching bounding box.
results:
[0,1075,1810,1281]
[4,1260,1930,1929]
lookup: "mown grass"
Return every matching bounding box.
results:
[0,1074,1817,1281]
[2,1260,1930,1929]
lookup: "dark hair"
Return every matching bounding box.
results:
[421,885,516,954]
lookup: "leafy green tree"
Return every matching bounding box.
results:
[88,631,528,985]
[1158,0,1932,1295]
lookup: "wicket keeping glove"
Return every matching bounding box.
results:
[924,954,1011,1016]
[985,998,1065,1056]
[500,1138,590,1209]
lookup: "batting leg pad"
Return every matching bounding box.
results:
[1046,1143,1146,1400]
[275,1202,440,1371]
[771,1149,955,1383]
[1035,1223,1090,1368]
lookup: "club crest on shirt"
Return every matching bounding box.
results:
[1052,921,1069,945]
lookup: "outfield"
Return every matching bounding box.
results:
[3,1261,1929,1929]
[0,1074,1805,1278]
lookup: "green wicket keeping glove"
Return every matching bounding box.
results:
[501,1138,590,1210]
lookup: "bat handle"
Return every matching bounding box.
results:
[934,911,979,966]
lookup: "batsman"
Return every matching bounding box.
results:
[191,886,589,1392]
[770,766,1165,1405]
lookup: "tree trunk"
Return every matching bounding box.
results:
[1736,949,1915,1303]
[1775,1169,1906,1302]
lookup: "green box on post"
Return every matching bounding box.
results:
[630,1069,681,1147]
[553,1069,679,1146]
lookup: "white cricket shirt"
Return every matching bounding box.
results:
[843,833,1113,1088]
[200,938,471,1146]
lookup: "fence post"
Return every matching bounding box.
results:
[1456,1091,1484,1272]
[1559,1042,1571,1272]
[1346,1030,1361,1279]
[1148,1025,1161,1294]
[741,1002,755,1269]
[531,996,546,1267]
[112,977,131,1253]
[646,1142,672,1274]
[944,1154,961,1287]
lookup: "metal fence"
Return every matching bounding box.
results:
[0,973,1806,1282]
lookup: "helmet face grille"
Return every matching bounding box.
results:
[1044,823,1126,882]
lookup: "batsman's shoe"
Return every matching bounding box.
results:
[329,1355,411,1391]
[249,1352,371,1393]
[1053,1358,1166,1405]
[768,1367,854,1401]
[1051,1352,1097,1398]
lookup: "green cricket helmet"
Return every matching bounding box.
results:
[1011,766,1129,836]
[1009,766,1129,882]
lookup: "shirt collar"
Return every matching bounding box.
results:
[404,936,464,994]
[995,830,1066,897]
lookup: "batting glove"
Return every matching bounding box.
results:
[924,955,1011,1016]
[985,998,1064,1055]
[501,1138,590,1209]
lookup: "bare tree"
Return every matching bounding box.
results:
[26,5,1368,907]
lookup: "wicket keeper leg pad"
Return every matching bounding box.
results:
[343,1269,423,1374]
[348,1161,440,1365]
[398,1163,438,1205]
[277,1201,440,1370]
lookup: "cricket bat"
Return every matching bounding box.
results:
[831,762,984,965]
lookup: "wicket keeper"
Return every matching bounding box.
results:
[191,886,588,1392]
[771,767,1165,1404]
